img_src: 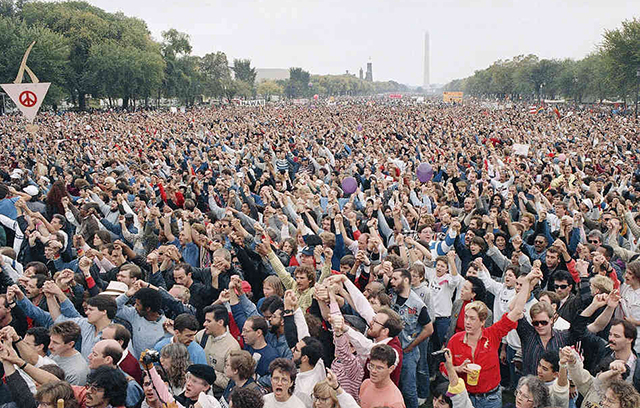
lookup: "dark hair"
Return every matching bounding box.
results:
[135,287,163,313]
[27,327,51,353]
[86,366,128,407]
[25,261,48,277]
[340,255,356,267]
[174,313,200,332]
[50,321,81,345]
[229,387,264,408]
[538,291,561,309]
[431,381,452,408]
[87,295,117,320]
[174,262,193,276]
[611,319,637,347]
[203,304,229,327]
[466,276,487,304]
[52,214,67,231]
[393,268,411,282]
[300,336,324,366]
[248,316,268,338]
[107,323,131,349]
[40,365,66,381]
[33,274,48,289]
[378,307,404,338]
[101,342,123,365]
[269,358,297,394]
[0,184,8,200]
[540,350,560,372]
[259,295,284,315]
[553,271,574,286]
[370,344,396,368]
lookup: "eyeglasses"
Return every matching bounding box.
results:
[555,284,570,289]
[515,389,534,403]
[84,384,103,393]
[272,376,291,384]
[312,395,332,403]
[532,320,549,327]
[588,240,600,244]
[367,362,388,372]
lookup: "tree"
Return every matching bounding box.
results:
[200,51,231,97]
[257,80,283,99]
[601,18,640,101]
[0,15,69,108]
[232,59,256,87]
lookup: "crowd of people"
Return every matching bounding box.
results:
[0,99,638,408]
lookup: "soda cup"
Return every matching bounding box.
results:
[466,364,481,386]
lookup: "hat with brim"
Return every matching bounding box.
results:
[187,364,216,386]
[101,281,128,297]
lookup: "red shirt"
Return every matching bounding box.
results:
[443,313,517,393]
[455,300,470,334]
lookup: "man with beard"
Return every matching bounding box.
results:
[195,304,240,397]
[291,336,325,408]
[389,268,433,408]
[176,364,220,408]
[329,274,404,385]
[570,292,640,389]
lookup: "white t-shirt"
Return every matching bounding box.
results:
[424,267,463,318]
[35,354,58,368]
[263,393,305,408]
[620,284,640,354]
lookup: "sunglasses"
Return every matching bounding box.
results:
[532,320,549,327]
[588,240,599,244]
[555,284,570,289]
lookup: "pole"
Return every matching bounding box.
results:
[636,67,640,119]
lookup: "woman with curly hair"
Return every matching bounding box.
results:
[603,379,640,408]
[229,387,264,408]
[160,342,192,395]
[46,180,71,220]
[513,375,550,408]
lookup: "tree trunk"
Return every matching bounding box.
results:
[78,93,86,110]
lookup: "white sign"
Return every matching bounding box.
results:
[513,143,530,156]
[1,82,50,122]
[170,107,178,113]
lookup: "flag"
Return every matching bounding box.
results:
[554,107,561,119]
[537,106,544,113]
[529,106,537,114]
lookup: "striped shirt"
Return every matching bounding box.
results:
[516,319,571,376]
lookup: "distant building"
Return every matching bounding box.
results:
[255,68,290,82]
[365,62,373,82]
[359,68,364,80]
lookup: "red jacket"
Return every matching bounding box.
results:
[119,349,143,385]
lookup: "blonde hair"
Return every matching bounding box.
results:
[464,301,489,322]
[263,276,285,297]
[313,381,340,408]
[590,275,613,294]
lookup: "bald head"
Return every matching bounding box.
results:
[88,339,123,369]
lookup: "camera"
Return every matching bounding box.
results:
[141,349,160,365]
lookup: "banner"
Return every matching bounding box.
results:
[443,91,463,103]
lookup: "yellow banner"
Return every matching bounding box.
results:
[443,91,463,103]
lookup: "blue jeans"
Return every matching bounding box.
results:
[416,340,430,399]
[468,389,502,408]
[400,347,420,408]
[433,317,450,350]
[506,345,521,390]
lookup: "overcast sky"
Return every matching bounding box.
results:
[83,0,636,86]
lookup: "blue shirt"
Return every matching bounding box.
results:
[154,336,207,365]
[246,343,279,377]
[0,197,19,220]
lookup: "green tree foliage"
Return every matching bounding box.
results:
[256,80,284,98]
[0,15,69,107]
[232,59,256,87]
[601,18,640,101]
[446,19,640,103]
[200,51,231,97]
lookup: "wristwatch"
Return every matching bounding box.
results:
[283,309,294,316]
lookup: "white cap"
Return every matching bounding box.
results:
[10,169,23,179]
[23,185,39,196]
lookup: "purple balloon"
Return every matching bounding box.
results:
[342,177,357,194]
[416,163,433,183]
